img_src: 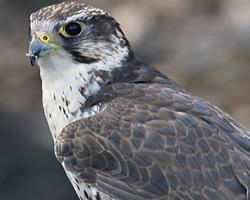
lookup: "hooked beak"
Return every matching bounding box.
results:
[27,38,54,66]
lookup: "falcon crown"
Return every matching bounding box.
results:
[30,1,109,22]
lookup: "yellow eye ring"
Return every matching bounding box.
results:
[59,21,84,37]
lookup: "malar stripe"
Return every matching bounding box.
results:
[68,49,100,64]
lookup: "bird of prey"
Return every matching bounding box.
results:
[28,2,250,200]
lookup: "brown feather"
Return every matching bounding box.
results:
[56,82,250,200]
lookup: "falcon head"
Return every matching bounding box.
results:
[28,2,136,135]
[28,2,132,73]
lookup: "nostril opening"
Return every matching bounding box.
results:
[43,35,48,41]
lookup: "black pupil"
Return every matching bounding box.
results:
[65,22,82,36]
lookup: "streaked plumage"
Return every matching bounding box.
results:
[28,2,250,200]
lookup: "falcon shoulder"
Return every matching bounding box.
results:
[55,73,250,200]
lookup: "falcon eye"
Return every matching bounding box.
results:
[60,21,84,37]
[65,22,82,36]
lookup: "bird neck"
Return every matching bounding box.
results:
[40,59,119,140]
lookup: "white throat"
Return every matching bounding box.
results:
[39,49,124,140]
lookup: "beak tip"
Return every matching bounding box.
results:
[26,52,38,67]
[29,55,37,66]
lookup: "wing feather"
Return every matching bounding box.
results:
[56,83,250,200]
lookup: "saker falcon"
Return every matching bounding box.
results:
[27,2,250,200]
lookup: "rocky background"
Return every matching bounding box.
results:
[0,0,250,199]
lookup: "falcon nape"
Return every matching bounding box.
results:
[28,2,250,200]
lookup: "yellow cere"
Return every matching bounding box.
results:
[36,32,51,44]
[34,32,61,54]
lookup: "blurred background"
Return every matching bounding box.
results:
[0,0,250,199]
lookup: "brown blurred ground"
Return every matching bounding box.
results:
[0,0,250,200]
